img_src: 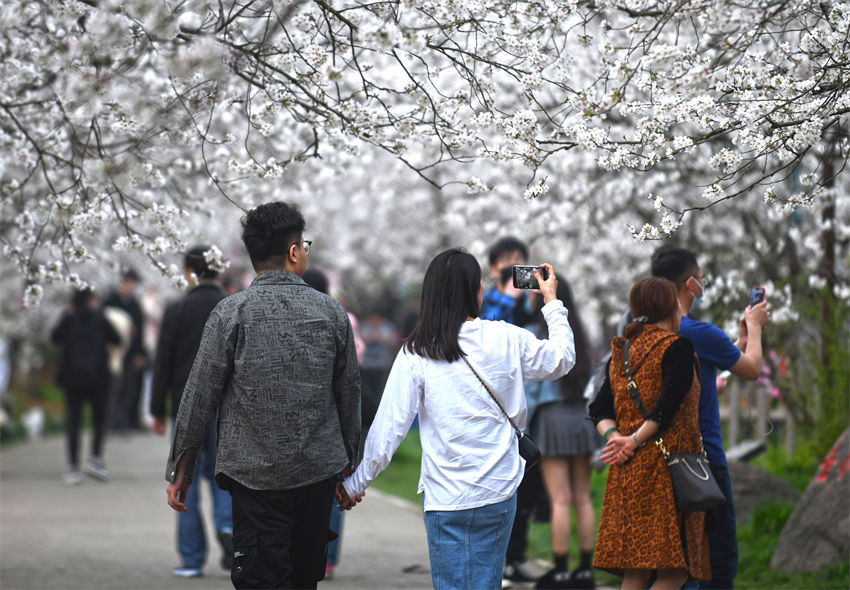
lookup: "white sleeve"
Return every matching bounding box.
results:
[520,300,576,381]
[343,350,421,498]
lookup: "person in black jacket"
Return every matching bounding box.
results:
[52,288,121,485]
[150,246,233,578]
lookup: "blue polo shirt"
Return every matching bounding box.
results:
[678,316,742,466]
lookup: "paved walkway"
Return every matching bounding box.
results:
[0,431,433,589]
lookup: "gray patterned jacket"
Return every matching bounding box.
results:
[166,270,361,490]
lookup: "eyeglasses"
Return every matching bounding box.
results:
[694,274,709,288]
[290,239,312,256]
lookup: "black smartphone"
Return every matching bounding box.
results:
[749,286,765,307]
[512,265,549,290]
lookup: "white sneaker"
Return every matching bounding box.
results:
[63,469,83,485]
[84,457,111,482]
[173,567,203,577]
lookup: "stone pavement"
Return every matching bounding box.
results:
[0,431,433,590]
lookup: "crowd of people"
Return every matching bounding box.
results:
[49,200,771,590]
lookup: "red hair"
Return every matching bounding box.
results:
[625,277,678,338]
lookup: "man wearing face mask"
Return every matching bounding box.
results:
[651,245,770,590]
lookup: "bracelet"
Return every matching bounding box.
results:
[633,432,646,448]
[602,426,619,441]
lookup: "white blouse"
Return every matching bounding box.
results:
[343,300,575,511]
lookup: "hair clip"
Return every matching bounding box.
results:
[633,316,650,324]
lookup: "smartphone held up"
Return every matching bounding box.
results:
[512,265,549,290]
[749,286,765,307]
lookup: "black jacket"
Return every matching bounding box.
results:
[150,282,226,419]
[52,307,121,393]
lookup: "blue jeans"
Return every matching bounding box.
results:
[178,421,233,569]
[423,494,517,590]
[327,499,343,565]
[682,462,738,590]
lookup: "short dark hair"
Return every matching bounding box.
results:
[625,277,679,338]
[241,202,305,270]
[121,267,140,283]
[488,236,529,267]
[405,248,481,362]
[303,267,329,294]
[72,288,94,310]
[184,245,219,280]
[650,245,699,286]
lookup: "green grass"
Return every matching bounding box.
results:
[371,428,425,503]
[371,429,849,589]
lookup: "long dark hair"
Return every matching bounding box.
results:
[404,248,481,362]
[529,280,591,401]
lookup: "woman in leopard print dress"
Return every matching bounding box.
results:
[589,277,709,589]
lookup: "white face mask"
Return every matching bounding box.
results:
[689,277,705,311]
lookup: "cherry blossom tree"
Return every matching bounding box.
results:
[1,0,848,359]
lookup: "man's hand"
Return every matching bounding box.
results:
[335,482,364,511]
[152,417,167,436]
[745,300,771,329]
[166,458,189,512]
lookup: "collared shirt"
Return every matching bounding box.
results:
[343,300,575,511]
[166,270,361,490]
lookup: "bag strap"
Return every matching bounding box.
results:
[461,355,523,437]
[623,338,651,419]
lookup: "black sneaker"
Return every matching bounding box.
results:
[534,568,572,589]
[504,560,538,583]
[218,531,234,570]
[570,568,595,590]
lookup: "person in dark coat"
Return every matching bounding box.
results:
[103,268,148,432]
[151,246,234,578]
[52,288,121,485]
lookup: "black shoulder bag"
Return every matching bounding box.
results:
[623,339,726,512]
[462,355,541,471]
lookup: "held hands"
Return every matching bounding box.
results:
[335,482,364,511]
[599,433,637,465]
[534,264,558,305]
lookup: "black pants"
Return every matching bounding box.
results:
[108,361,143,431]
[64,384,108,467]
[505,463,547,562]
[228,475,337,589]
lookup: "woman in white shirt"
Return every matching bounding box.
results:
[339,248,576,590]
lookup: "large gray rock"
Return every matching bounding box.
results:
[770,427,850,574]
[727,460,799,524]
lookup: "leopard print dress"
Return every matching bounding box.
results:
[593,326,709,580]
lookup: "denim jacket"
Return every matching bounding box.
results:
[166,270,361,490]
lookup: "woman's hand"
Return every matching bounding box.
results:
[535,263,558,304]
[599,433,636,465]
[335,481,365,511]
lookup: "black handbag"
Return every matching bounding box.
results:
[462,356,541,471]
[622,339,726,512]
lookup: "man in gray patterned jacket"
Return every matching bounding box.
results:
[165,201,361,589]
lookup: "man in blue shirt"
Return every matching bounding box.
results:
[480,236,535,325]
[480,237,543,585]
[652,245,771,589]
